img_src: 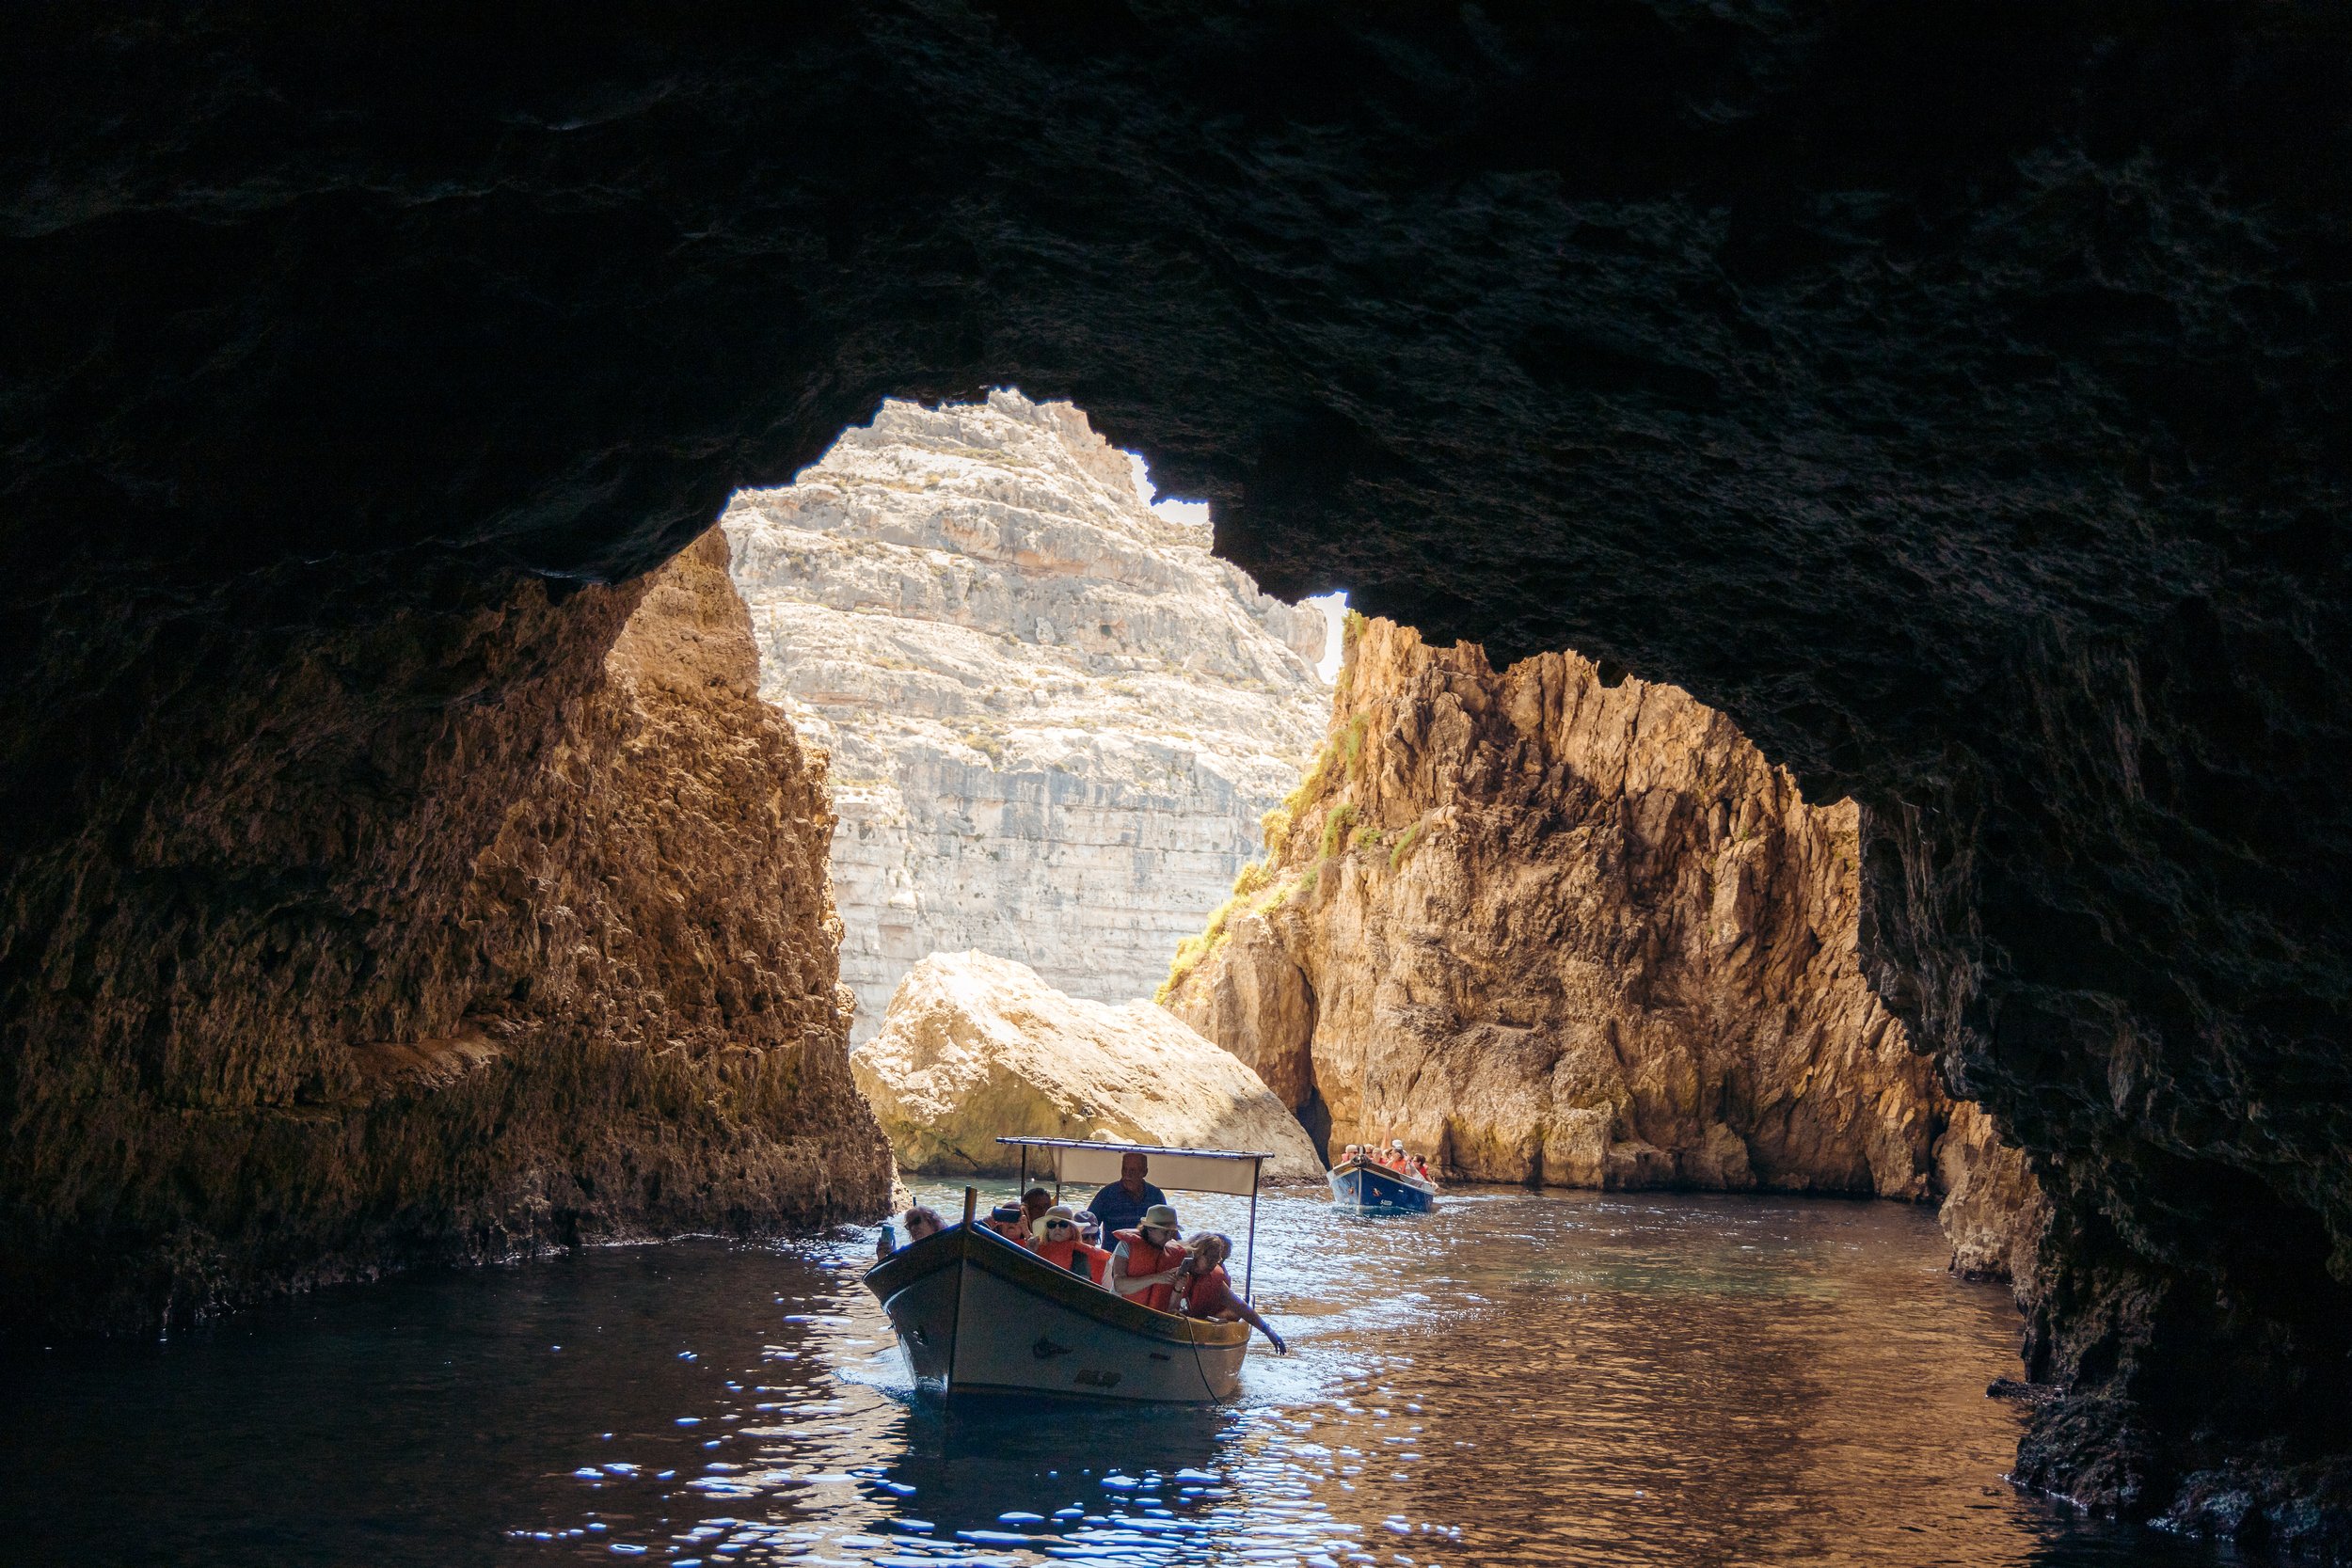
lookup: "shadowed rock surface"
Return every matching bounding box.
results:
[4,6,2347,1545]
[0,530,892,1333]
[1164,619,2012,1228]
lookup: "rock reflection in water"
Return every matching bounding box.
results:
[1,1188,2212,1566]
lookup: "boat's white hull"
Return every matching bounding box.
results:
[866,1224,1249,1403]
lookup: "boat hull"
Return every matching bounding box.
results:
[865,1224,1250,1403]
[1328,1160,1438,1214]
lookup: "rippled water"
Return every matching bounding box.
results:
[3,1186,2219,1567]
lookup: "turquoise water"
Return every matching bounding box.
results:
[0,1185,2217,1566]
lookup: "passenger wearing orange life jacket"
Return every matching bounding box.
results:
[1109,1203,1189,1312]
[1173,1232,1287,1354]
[1026,1204,1110,1285]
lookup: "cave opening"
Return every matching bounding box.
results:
[706,390,2039,1304]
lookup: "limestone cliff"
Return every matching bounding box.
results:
[851,950,1324,1182]
[722,392,1327,1040]
[0,532,891,1334]
[1167,619,2036,1235]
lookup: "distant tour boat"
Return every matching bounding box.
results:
[1327,1152,1438,1214]
[865,1137,1275,1403]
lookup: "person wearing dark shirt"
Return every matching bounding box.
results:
[1088,1151,1167,1235]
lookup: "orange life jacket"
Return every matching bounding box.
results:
[1182,1262,1238,1320]
[1112,1228,1186,1312]
[1031,1236,1109,1284]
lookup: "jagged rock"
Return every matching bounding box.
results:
[852,950,1325,1183]
[723,393,1327,1040]
[1936,1101,2051,1291]
[1167,618,2040,1234]
[0,531,892,1333]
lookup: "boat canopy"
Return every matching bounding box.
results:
[995,1137,1271,1198]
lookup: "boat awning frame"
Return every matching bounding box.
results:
[994,1137,1272,1198]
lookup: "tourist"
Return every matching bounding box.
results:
[1072,1209,1104,1248]
[1408,1153,1433,1182]
[1088,1150,1168,1235]
[1340,1144,1363,1165]
[876,1203,946,1259]
[986,1200,1028,1240]
[1108,1203,1188,1311]
[1022,1185,1055,1229]
[1385,1138,1409,1170]
[1027,1204,1109,1284]
[1174,1233,1286,1354]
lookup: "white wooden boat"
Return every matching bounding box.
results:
[865,1137,1273,1403]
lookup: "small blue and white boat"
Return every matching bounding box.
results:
[1327,1154,1438,1215]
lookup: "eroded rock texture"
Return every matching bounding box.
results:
[7,5,2347,1543]
[0,532,892,1333]
[1166,619,1961,1204]
[723,392,1325,1040]
[852,950,1323,1182]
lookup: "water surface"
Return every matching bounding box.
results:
[3,1186,2218,1566]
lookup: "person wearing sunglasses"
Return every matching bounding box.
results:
[1025,1203,1109,1284]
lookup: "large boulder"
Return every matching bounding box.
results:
[850,952,1323,1182]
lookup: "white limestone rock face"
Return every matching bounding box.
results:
[722,391,1327,1040]
[851,951,1325,1181]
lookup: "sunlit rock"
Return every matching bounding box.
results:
[1936,1101,2050,1290]
[1166,616,2044,1250]
[0,531,892,1333]
[851,950,1324,1182]
[723,392,1327,1041]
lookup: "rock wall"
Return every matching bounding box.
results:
[1936,1102,2050,1287]
[1167,619,2035,1234]
[0,532,891,1335]
[723,392,1327,1040]
[851,950,1325,1183]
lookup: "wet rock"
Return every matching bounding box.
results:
[2156,1458,2352,1560]
[852,950,1324,1182]
[2014,1392,2165,1518]
[723,392,1325,1041]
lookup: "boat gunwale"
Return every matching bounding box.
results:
[1329,1156,1438,1196]
[866,1223,1250,1349]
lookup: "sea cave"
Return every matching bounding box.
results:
[3,7,2348,1563]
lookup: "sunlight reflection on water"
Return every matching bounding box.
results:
[2,1186,2218,1567]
